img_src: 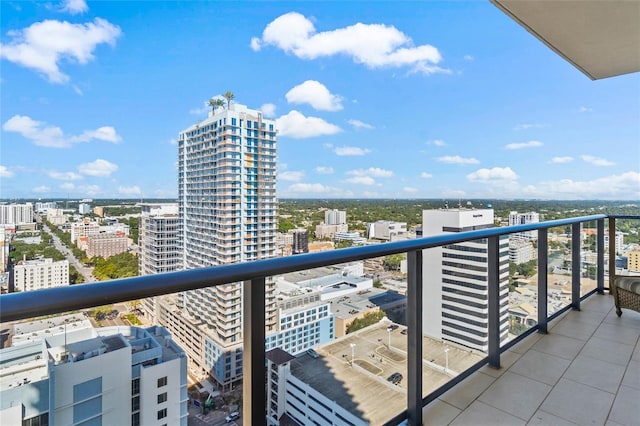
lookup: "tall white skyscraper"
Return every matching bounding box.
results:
[324,209,346,225]
[422,209,509,352]
[177,103,277,387]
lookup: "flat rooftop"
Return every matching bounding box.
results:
[330,288,405,320]
[290,321,483,425]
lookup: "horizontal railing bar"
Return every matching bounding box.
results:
[0,214,611,322]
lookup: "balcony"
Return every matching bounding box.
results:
[2,214,638,425]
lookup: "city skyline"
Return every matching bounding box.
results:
[1,0,639,201]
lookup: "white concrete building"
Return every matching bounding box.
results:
[605,231,625,254]
[46,208,67,226]
[175,103,278,387]
[70,219,101,243]
[78,203,91,215]
[265,348,366,426]
[325,209,347,225]
[0,319,188,426]
[314,223,348,239]
[367,220,407,240]
[13,258,69,292]
[509,239,536,264]
[422,209,509,352]
[0,203,33,226]
[508,211,540,240]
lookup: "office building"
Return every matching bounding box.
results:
[46,208,67,226]
[0,318,187,426]
[139,203,181,323]
[324,209,347,225]
[291,229,309,254]
[314,223,348,239]
[628,251,640,272]
[367,220,407,240]
[78,203,91,215]
[12,258,69,292]
[0,203,33,226]
[605,231,625,254]
[422,209,509,352]
[176,103,278,387]
[35,202,57,213]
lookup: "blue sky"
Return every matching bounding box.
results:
[1,0,639,200]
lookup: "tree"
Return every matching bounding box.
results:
[223,91,235,109]
[208,97,224,113]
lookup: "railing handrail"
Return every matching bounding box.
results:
[0,213,608,322]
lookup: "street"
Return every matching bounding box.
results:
[39,218,97,283]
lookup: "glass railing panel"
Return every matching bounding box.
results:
[581,220,599,297]
[547,225,573,315]
[507,229,539,340]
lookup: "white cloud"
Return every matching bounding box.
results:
[61,0,88,15]
[334,146,370,156]
[436,155,479,164]
[0,18,121,83]
[466,167,518,183]
[279,170,305,182]
[287,183,334,193]
[48,170,83,180]
[551,156,574,164]
[0,166,14,177]
[347,167,393,178]
[76,184,101,196]
[189,101,210,115]
[285,80,343,111]
[260,103,276,117]
[60,182,75,190]
[251,12,448,75]
[463,54,474,61]
[530,172,640,199]
[347,119,374,130]
[3,115,121,148]
[33,185,51,193]
[276,110,341,138]
[403,187,418,193]
[581,155,615,166]
[72,84,83,95]
[345,176,376,185]
[514,123,545,131]
[579,106,593,113]
[420,172,433,178]
[315,166,334,174]
[429,139,446,146]
[505,140,543,150]
[77,159,118,177]
[118,185,142,196]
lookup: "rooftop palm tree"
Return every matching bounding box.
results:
[208,98,224,114]
[223,91,235,109]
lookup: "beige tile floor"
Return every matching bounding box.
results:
[423,294,640,425]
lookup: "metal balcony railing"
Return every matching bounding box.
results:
[1,214,637,425]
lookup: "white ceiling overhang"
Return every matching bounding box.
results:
[491,0,640,80]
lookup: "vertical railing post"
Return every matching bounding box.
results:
[487,236,501,368]
[571,222,581,310]
[537,228,548,334]
[608,217,616,293]
[243,277,265,424]
[407,250,423,426]
[597,219,605,294]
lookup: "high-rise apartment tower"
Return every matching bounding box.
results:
[177,103,277,386]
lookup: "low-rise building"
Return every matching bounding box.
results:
[509,238,536,264]
[367,220,407,240]
[86,233,129,258]
[315,223,348,239]
[0,317,188,426]
[12,258,69,292]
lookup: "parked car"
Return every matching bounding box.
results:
[225,411,240,422]
[306,348,319,359]
[387,324,399,331]
[400,328,408,335]
[387,372,403,385]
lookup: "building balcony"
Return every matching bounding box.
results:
[2,214,638,425]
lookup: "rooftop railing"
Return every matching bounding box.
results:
[1,214,637,425]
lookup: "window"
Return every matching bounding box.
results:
[157,408,167,420]
[131,378,140,395]
[157,392,167,404]
[157,376,167,387]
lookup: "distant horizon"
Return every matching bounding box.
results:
[1,1,638,200]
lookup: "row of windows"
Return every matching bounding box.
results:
[442,269,487,282]
[443,252,487,263]
[443,286,487,301]
[442,260,487,273]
